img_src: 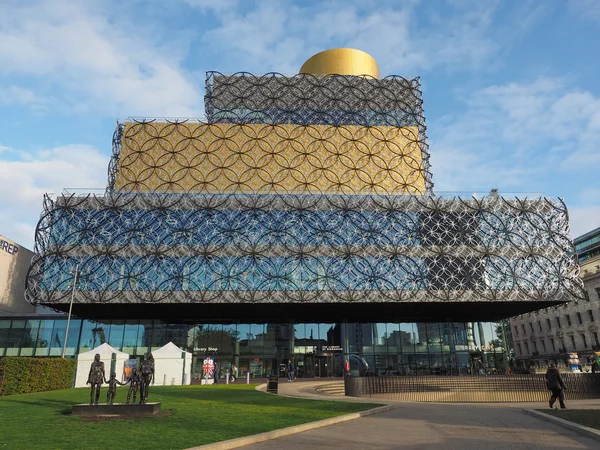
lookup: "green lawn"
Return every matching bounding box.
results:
[0,384,380,449]
[544,409,600,430]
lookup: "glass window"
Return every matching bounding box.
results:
[151,321,166,350]
[6,320,26,356]
[529,323,534,333]
[122,321,140,354]
[550,338,555,352]
[594,332,600,347]
[581,334,588,348]
[556,317,561,328]
[237,324,251,357]
[517,342,522,355]
[566,315,572,327]
[48,320,68,357]
[78,320,102,353]
[0,320,11,356]
[35,320,55,356]
[206,324,223,356]
[577,312,583,325]
[541,339,546,353]
[514,326,519,336]
[538,321,542,332]
[588,310,595,322]
[524,342,529,355]
[522,324,526,334]
[546,318,551,330]
[165,324,186,349]
[107,322,125,351]
[18,320,41,357]
[137,320,153,355]
[569,335,576,349]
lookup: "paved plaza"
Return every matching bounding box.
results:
[243,402,599,449]
[242,380,600,449]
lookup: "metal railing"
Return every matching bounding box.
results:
[345,374,600,403]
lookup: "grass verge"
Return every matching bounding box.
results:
[543,409,600,430]
[0,384,380,449]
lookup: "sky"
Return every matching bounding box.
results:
[0,0,599,250]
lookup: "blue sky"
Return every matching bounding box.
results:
[1,0,599,249]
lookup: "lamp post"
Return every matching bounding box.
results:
[61,264,79,359]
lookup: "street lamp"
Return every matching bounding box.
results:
[62,264,79,359]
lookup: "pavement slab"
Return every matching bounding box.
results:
[242,400,600,449]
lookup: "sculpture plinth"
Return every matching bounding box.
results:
[71,402,161,416]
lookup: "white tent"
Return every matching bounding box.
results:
[75,343,130,388]
[151,342,192,386]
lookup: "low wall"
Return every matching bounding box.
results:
[345,374,600,402]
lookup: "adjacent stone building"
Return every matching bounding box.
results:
[511,226,600,369]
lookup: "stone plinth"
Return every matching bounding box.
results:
[71,402,161,416]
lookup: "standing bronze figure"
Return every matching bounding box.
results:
[139,353,155,404]
[86,353,106,405]
[125,369,141,404]
[106,372,125,405]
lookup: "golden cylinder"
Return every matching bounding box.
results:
[299,48,380,78]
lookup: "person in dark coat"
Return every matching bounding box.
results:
[545,363,567,409]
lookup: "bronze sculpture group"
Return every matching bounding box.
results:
[86,353,155,405]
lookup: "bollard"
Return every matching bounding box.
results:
[246,372,250,384]
[226,371,230,384]
[163,374,167,386]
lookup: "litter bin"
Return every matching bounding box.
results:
[267,374,278,394]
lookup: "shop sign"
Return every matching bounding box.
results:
[0,239,18,256]
[322,345,343,351]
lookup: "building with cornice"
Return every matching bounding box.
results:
[3,49,583,379]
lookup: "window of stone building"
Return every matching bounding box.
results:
[594,332,600,347]
[588,310,595,322]
[517,342,522,355]
[581,334,588,348]
[569,335,576,349]
[549,337,556,352]
[538,321,542,332]
[585,290,590,301]
[566,315,572,326]
[524,342,529,354]
[530,323,535,333]
[522,324,526,334]
[577,312,583,325]
[541,339,546,353]
[514,326,519,336]
[556,317,561,328]
[533,341,538,353]
[596,287,600,300]
[546,318,551,330]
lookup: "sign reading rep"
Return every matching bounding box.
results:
[0,239,19,256]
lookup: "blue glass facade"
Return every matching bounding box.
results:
[0,317,508,377]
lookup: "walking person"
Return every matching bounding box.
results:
[287,359,294,382]
[213,360,220,384]
[545,363,567,409]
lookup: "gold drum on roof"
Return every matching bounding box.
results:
[300,48,380,78]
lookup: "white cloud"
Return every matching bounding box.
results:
[430,77,600,195]
[0,145,109,249]
[0,86,46,109]
[569,0,600,22]
[569,206,600,239]
[0,0,203,117]
[194,0,504,75]
[429,76,600,238]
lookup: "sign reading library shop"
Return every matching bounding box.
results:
[0,239,18,256]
